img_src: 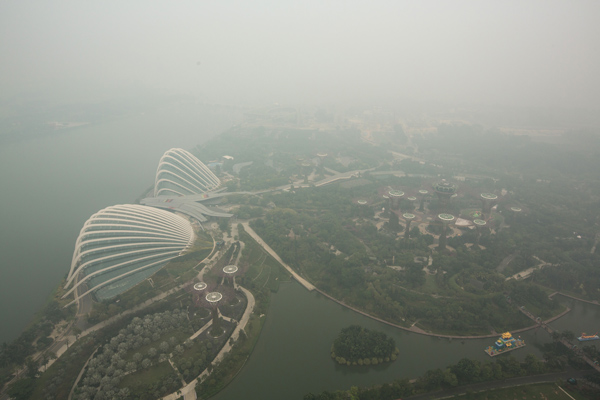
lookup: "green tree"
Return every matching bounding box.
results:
[7,378,36,400]
[524,353,543,374]
[451,358,480,385]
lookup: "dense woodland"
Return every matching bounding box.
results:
[248,188,548,334]
[303,349,580,400]
[331,325,397,365]
[308,334,600,400]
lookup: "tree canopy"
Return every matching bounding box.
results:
[331,325,397,365]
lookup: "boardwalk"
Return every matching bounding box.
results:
[241,222,315,291]
[519,307,600,374]
[549,291,600,306]
[314,287,561,339]
[241,223,571,340]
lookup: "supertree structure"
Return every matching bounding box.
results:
[388,190,404,209]
[418,189,429,212]
[473,219,486,246]
[406,196,417,211]
[205,291,224,334]
[382,194,390,211]
[480,193,498,220]
[223,265,239,286]
[433,180,457,212]
[437,213,455,252]
[403,213,416,241]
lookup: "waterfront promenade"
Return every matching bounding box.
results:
[241,222,315,291]
[243,224,573,340]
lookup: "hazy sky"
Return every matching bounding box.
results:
[1,0,599,108]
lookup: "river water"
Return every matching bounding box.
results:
[212,283,599,400]
[0,101,238,344]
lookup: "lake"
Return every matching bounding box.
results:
[211,282,585,400]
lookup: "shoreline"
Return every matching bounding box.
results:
[313,286,570,340]
[243,225,576,340]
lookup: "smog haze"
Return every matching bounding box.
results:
[2,0,599,109]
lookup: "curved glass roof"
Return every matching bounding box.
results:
[154,148,220,197]
[64,204,194,301]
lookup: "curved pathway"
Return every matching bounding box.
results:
[161,285,255,400]
[44,236,219,372]
[241,224,572,340]
[313,287,562,339]
[241,222,315,291]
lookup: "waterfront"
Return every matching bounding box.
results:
[2,106,599,399]
[211,282,578,400]
[0,102,238,343]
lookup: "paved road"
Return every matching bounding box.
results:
[404,370,587,400]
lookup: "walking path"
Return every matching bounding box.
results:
[549,291,600,306]
[43,281,192,370]
[44,236,219,372]
[189,319,213,341]
[520,308,600,374]
[505,255,556,281]
[161,285,255,400]
[67,347,99,400]
[313,286,560,339]
[241,222,315,291]
[241,223,573,340]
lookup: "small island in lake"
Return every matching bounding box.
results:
[331,325,399,366]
